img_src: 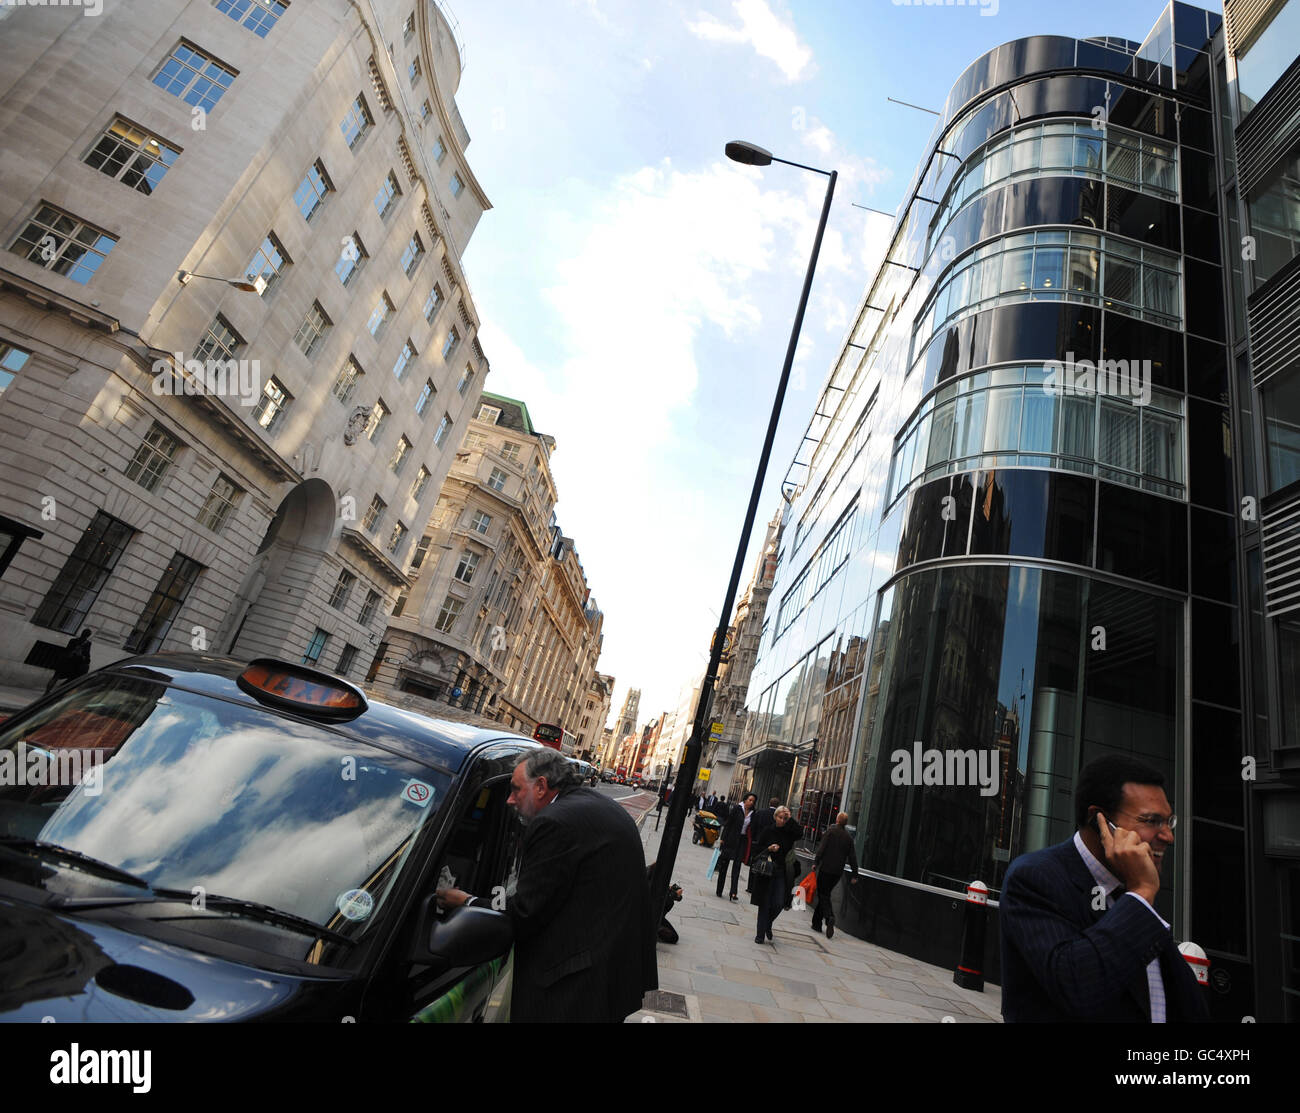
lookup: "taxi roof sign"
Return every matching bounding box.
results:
[237,659,368,721]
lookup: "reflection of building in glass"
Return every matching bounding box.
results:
[742,2,1298,1019]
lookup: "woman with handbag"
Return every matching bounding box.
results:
[749,805,803,944]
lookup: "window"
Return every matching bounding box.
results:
[410,465,431,501]
[366,399,389,442]
[435,593,463,633]
[500,441,521,463]
[197,472,241,532]
[362,495,386,535]
[83,117,180,195]
[33,512,133,633]
[332,356,363,403]
[423,284,443,322]
[454,550,480,583]
[337,643,359,676]
[449,172,464,198]
[465,431,488,451]
[193,314,244,365]
[410,534,432,570]
[457,364,474,395]
[124,422,180,493]
[122,553,203,654]
[402,12,415,41]
[367,292,395,337]
[244,232,289,296]
[152,42,237,112]
[392,340,416,381]
[252,377,291,432]
[487,467,507,492]
[434,412,452,448]
[387,520,408,555]
[470,510,491,535]
[391,593,409,618]
[358,588,381,625]
[213,0,286,38]
[477,403,501,424]
[294,160,333,221]
[390,435,412,474]
[293,301,332,357]
[302,627,329,666]
[374,171,402,220]
[339,94,373,150]
[335,232,368,286]
[419,100,431,121]
[408,57,421,86]
[401,232,425,276]
[415,379,434,417]
[441,327,459,360]
[10,204,117,284]
[0,341,31,400]
[328,568,356,610]
[431,136,446,163]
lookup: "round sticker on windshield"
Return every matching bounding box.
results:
[336,889,374,922]
[402,779,434,807]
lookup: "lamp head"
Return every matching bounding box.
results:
[725,140,773,166]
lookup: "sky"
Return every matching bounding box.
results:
[445,0,1221,730]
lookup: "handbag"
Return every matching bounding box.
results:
[797,870,818,903]
[750,851,775,878]
[706,845,720,880]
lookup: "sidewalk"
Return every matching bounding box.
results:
[628,806,1002,1024]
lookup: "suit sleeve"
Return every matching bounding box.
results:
[505,813,576,944]
[1000,860,1172,1020]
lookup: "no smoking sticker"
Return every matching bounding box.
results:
[402,779,434,807]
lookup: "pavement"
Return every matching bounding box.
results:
[626,802,1003,1024]
[0,684,41,714]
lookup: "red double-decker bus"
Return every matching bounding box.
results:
[532,723,563,750]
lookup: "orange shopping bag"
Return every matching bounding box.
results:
[797,870,817,904]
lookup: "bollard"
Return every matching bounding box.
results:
[1178,941,1210,987]
[953,880,988,992]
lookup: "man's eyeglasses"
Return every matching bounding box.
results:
[1113,809,1178,831]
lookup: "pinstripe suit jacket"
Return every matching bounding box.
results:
[505,786,657,1022]
[998,838,1209,1022]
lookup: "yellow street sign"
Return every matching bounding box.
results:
[699,769,711,780]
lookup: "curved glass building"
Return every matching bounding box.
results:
[735,3,1297,1019]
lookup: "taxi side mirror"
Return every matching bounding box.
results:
[408,898,514,973]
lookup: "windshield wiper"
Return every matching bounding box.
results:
[148,888,357,946]
[0,837,151,889]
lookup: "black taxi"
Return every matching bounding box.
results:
[0,653,536,1022]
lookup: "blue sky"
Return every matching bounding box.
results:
[446,0,1221,730]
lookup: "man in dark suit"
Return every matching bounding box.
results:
[714,792,755,901]
[811,811,858,938]
[437,749,657,1022]
[999,755,1208,1023]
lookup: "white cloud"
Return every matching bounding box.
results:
[686,0,814,82]
[803,124,834,155]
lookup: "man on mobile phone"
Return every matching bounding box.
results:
[999,754,1208,1022]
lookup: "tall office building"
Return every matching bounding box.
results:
[0,1,490,687]
[738,1,1298,1018]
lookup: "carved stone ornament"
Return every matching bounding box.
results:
[343,405,370,446]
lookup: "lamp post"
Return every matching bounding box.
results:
[647,140,837,930]
[177,269,266,294]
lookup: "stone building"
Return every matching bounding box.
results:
[0,0,491,688]
[575,672,615,761]
[369,392,605,735]
[706,507,782,799]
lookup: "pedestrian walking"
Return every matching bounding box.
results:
[811,812,859,939]
[715,792,755,901]
[750,805,803,943]
[43,628,93,695]
[436,749,657,1022]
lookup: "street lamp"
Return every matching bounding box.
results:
[647,140,837,928]
[177,269,266,295]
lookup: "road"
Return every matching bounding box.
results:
[594,781,658,825]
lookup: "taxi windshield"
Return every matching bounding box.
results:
[0,674,449,964]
